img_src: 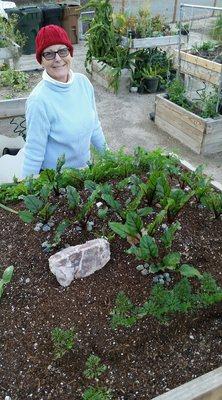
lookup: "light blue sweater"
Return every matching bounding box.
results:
[22,72,107,178]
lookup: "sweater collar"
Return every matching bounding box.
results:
[42,69,74,87]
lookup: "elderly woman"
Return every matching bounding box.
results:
[22,24,107,178]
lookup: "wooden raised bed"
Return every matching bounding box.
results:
[0,97,27,138]
[174,50,222,86]
[91,59,131,94]
[0,43,20,69]
[122,35,187,49]
[153,366,222,400]
[155,94,222,155]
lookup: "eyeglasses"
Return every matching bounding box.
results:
[42,47,70,60]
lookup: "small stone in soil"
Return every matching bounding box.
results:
[136,264,144,271]
[34,222,44,231]
[47,221,55,227]
[87,221,94,231]
[141,269,149,276]
[42,224,51,232]
[59,188,66,195]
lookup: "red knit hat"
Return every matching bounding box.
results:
[35,25,73,64]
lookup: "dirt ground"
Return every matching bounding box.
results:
[1,40,222,185]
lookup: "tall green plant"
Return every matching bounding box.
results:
[0,15,26,48]
[82,0,118,69]
[211,14,222,42]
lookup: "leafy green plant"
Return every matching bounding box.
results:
[166,79,189,109]
[126,232,200,277]
[0,265,14,299]
[19,186,57,224]
[197,90,219,119]
[51,219,71,248]
[82,0,118,71]
[51,327,75,359]
[180,165,212,201]
[84,354,107,381]
[83,354,112,399]
[0,69,28,92]
[191,40,216,53]
[211,13,222,42]
[0,15,26,49]
[111,273,222,327]
[109,211,144,243]
[104,46,136,93]
[83,387,113,400]
[162,188,194,223]
[132,47,173,89]
[66,185,81,210]
[110,291,137,329]
[167,80,219,118]
[42,154,66,196]
[177,22,189,35]
[141,65,161,79]
[161,221,181,249]
[201,192,222,219]
[76,187,100,227]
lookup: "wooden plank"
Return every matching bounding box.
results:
[155,115,202,154]
[122,35,186,49]
[155,95,205,132]
[180,61,220,85]
[203,119,222,154]
[133,35,181,49]
[173,50,222,85]
[156,102,204,145]
[155,95,222,155]
[0,98,27,118]
[179,51,222,73]
[0,48,12,59]
[151,366,222,400]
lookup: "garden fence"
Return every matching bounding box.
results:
[177,3,222,114]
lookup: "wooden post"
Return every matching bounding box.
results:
[173,0,179,23]
[121,0,125,14]
[213,0,217,16]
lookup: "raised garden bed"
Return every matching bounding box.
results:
[91,59,131,94]
[153,366,222,400]
[0,44,20,69]
[155,94,222,154]
[1,149,222,399]
[122,34,187,50]
[173,49,222,86]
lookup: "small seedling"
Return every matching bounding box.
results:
[82,386,113,400]
[51,327,76,359]
[83,354,112,399]
[84,354,107,381]
[0,265,14,299]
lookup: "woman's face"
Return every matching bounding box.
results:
[41,44,72,83]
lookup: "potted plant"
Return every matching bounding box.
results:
[131,47,174,94]
[141,66,161,93]
[177,22,190,35]
[82,0,135,94]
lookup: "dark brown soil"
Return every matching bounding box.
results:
[1,182,222,400]
[190,44,222,64]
